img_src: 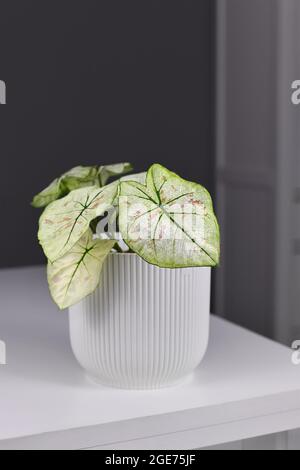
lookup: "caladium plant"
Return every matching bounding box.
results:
[31,163,133,208]
[33,163,220,310]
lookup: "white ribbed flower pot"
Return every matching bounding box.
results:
[69,254,211,390]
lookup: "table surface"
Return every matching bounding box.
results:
[0,267,300,450]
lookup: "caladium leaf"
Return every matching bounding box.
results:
[98,163,133,187]
[38,181,118,262]
[48,230,115,309]
[119,164,220,268]
[107,172,147,216]
[109,172,147,210]
[120,172,146,184]
[32,166,98,208]
[31,178,63,209]
[32,163,133,208]
[62,165,98,192]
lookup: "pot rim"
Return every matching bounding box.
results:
[108,252,137,256]
[106,252,212,270]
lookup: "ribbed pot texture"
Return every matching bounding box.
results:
[69,254,211,390]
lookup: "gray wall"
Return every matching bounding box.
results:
[275,0,300,344]
[0,0,215,268]
[215,0,278,336]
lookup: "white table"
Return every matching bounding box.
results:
[0,267,300,450]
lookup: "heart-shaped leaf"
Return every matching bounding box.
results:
[120,172,146,184]
[62,166,99,192]
[39,181,118,262]
[31,178,63,209]
[32,163,133,208]
[32,166,99,208]
[98,163,133,186]
[48,230,114,309]
[119,164,220,268]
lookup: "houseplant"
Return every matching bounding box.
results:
[33,163,220,389]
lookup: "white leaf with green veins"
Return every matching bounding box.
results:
[32,163,133,208]
[120,172,146,184]
[62,165,98,191]
[110,172,147,208]
[98,163,133,186]
[119,164,220,268]
[31,178,63,209]
[48,230,115,309]
[39,181,118,262]
[32,166,98,208]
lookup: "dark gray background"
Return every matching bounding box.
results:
[0,0,215,268]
